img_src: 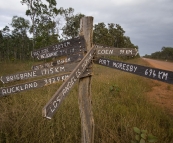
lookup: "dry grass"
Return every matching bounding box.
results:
[0,58,173,143]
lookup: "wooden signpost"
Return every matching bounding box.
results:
[1,15,173,143]
[42,47,96,119]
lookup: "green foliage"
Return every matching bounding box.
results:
[93,22,138,49]
[109,84,121,96]
[131,127,158,143]
[144,47,173,61]
[61,7,85,39]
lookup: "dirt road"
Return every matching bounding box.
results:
[142,58,173,71]
[142,58,173,116]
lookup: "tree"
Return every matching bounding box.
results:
[0,26,11,61]
[10,16,30,60]
[93,22,110,46]
[108,23,125,47]
[20,0,61,49]
[61,7,85,39]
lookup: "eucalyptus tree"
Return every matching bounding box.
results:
[61,7,85,39]
[0,26,11,61]
[10,16,30,60]
[93,22,111,46]
[93,22,138,50]
[108,23,125,48]
[161,47,173,60]
[20,0,61,49]
[123,36,138,49]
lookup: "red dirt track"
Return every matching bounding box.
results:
[142,58,173,115]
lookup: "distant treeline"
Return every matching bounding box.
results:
[143,47,173,61]
[0,0,138,61]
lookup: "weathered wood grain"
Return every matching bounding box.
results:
[79,17,95,143]
[42,47,96,119]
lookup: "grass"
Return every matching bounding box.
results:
[0,58,173,143]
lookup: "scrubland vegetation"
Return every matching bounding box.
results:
[0,58,173,143]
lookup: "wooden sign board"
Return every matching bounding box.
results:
[95,58,173,84]
[95,45,138,56]
[1,62,78,84]
[32,54,83,70]
[42,47,96,119]
[0,74,69,96]
[36,46,84,60]
[31,36,86,58]
[96,47,138,56]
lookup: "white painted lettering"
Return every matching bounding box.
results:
[2,89,7,95]
[12,87,16,92]
[162,72,168,80]
[134,66,137,72]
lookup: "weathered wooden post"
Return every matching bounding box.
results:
[78,17,95,143]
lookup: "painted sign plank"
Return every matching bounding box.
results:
[96,47,138,56]
[32,54,83,70]
[42,47,96,119]
[95,58,173,84]
[36,46,84,60]
[0,74,69,96]
[31,36,86,58]
[1,62,78,84]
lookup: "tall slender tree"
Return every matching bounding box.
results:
[10,16,30,60]
[20,0,61,49]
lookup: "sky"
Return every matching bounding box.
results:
[0,0,173,56]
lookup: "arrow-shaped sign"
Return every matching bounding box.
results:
[95,58,173,84]
[96,47,138,56]
[42,47,96,119]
